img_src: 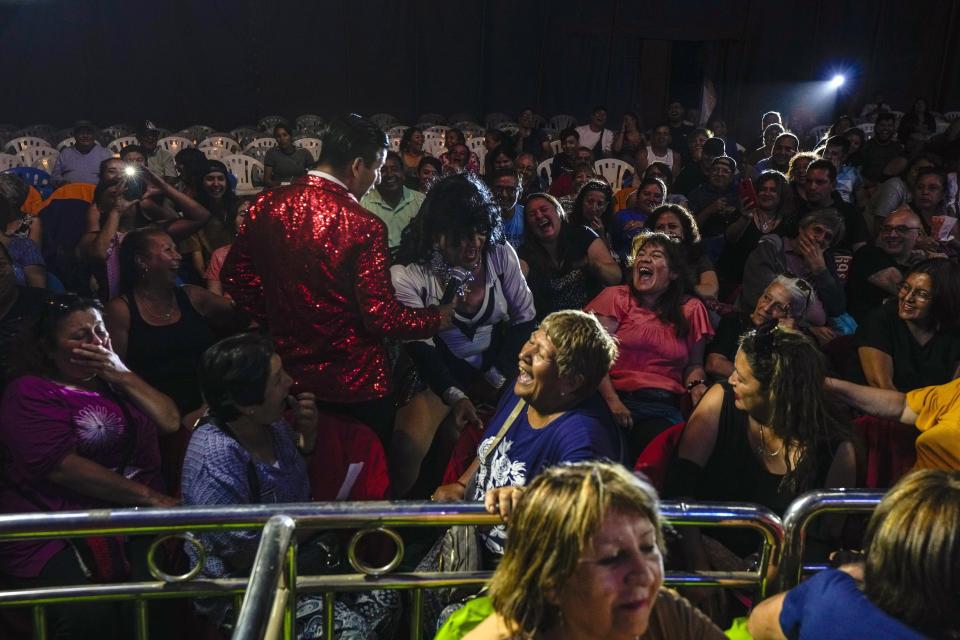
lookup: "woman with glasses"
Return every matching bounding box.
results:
[706,275,815,380]
[853,259,960,392]
[664,324,856,620]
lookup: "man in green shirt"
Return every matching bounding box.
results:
[360,151,425,248]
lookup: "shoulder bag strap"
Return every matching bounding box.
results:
[480,397,527,464]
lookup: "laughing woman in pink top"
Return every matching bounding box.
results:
[586,232,713,461]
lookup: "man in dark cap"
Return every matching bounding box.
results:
[688,155,741,240]
[672,135,726,196]
[136,120,176,180]
[50,121,114,185]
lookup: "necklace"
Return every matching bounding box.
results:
[754,211,778,234]
[137,290,177,320]
[757,423,784,457]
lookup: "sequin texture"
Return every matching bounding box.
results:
[222,175,441,401]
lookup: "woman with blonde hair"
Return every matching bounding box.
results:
[463,461,725,639]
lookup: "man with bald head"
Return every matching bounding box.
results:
[847,206,925,321]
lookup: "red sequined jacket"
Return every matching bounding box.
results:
[222,175,441,402]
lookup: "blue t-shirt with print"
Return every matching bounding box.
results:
[502,204,525,250]
[780,569,924,639]
[473,387,621,555]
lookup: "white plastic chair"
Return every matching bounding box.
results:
[224,154,264,196]
[423,131,446,157]
[158,136,194,155]
[549,114,577,131]
[109,136,138,156]
[17,125,58,143]
[0,153,19,171]
[102,124,134,140]
[448,113,476,126]
[593,159,634,191]
[199,136,241,154]
[426,125,450,136]
[33,154,58,172]
[258,115,286,132]
[456,123,485,139]
[369,113,398,130]
[294,137,322,162]
[943,111,960,122]
[5,136,52,155]
[200,147,227,160]
[935,121,950,135]
[537,158,553,186]
[467,137,487,174]
[856,123,875,139]
[56,137,76,152]
[230,127,259,145]
[244,137,277,151]
[295,114,324,133]
[497,122,519,136]
[20,146,58,167]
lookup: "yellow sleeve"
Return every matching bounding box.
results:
[907,379,960,433]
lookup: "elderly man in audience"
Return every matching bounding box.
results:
[672,136,726,197]
[688,155,739,256]
[360,150,425,250]
[796,158,869,252]
[223,114,454,444]
[575,105,614,158]
[136,120,177,180]
[51,121,115,186]
[753,131,799,174]
[846,206,925,322]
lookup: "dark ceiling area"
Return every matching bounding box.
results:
[1,0,958,135]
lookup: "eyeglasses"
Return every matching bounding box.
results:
[880,225,922,236]
[784,271,814,308]
[898,281,932,302]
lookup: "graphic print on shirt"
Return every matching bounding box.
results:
[74,404,123,449]
[475,435,527,554]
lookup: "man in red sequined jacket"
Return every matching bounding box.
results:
[223,114,454,442]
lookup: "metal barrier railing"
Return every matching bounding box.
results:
[777,489,885,592]
[0,499,783,640]
[231,500,785,640]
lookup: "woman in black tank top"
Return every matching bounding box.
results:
[103,228,248,490]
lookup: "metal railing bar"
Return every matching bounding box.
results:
[232,515,296,640]
[778,489,884,591]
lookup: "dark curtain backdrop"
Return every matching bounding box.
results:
[0,0,958,137]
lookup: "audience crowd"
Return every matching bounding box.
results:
[1,98,959,639]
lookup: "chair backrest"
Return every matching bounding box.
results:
[369,113,398,129]
[448,113,476,126]
[387,125,409,153]
[549,114,577,131]
[158,136,194,155]
[258,115,286,132]
[422,131,446,157]
[243,145,270,162]
[5,136,51,154]
[497,122,519,135]
[456,123,485,140]
[593,158,634,191]
[484,112,511,128]
[200,146,227,160]
[20,146,58,167]
[102,124,134,140]
[426,125,449,136]
[943,111,960,122]
[223,154,264,196]
[537,158,553,186]
[466,137,487,174]
[0,153,19,171]
[856,122,875,139]
[33,154,57,173]
[17,125,57,143]
[108,135,138,156]
[293,137,322,162]
[56,137,76,152]
[244,137,277,152]
[199,136,241,153]
[230,127,260,147]
[295,114,324,133]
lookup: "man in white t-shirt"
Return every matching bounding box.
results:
[575,106,614,158]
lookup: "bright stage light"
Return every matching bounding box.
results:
[830,74,845,89]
